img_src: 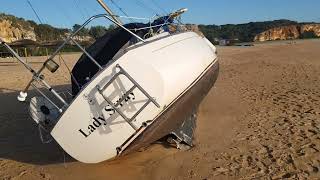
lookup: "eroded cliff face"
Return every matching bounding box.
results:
[254,24,320,41]
[0,19,36,43]
[254,25,300,41]
[301,24,320,36]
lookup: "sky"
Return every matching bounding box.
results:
[0,0,319,28]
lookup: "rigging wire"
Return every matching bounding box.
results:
[52,1,75,28]
[72,0,86,20]
[108,0,134,23]
[134,0,159,15]
[75,0,91,18]
[150,0,168,15]
[85,1,101,17]
[26,0,44,24]
[109,0,130,17]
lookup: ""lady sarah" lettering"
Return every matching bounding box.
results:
[78,92,136,138]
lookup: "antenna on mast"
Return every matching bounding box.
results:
[96,0,123,25]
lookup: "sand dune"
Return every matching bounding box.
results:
[0,40,319,179]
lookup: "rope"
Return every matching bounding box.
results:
[56,53,70,82]
[128,22,174,31]
[59,53,81,92]
[155,16,173,34]
[38,124,53,144]
[58,53,72,75]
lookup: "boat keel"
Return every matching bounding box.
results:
[168,109,197,150]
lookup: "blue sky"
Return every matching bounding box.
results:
[0,0,319,28]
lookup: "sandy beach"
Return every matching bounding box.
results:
[0,39,319,180]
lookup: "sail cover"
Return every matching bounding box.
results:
[71,16,173,95]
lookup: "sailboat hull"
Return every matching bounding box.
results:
[50,32,219,163]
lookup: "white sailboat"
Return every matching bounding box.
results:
[0,0,219,163]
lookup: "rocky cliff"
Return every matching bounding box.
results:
[301,24,320,36]
[254,24,320,41]
[0,13,92,44]
[0,19,36,43]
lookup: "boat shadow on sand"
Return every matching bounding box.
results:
[0,85,75,165]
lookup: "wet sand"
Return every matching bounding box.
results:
[0,39,319,179]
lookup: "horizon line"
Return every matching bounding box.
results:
[1,12,319,29]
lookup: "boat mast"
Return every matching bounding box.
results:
[96,0,123,25]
